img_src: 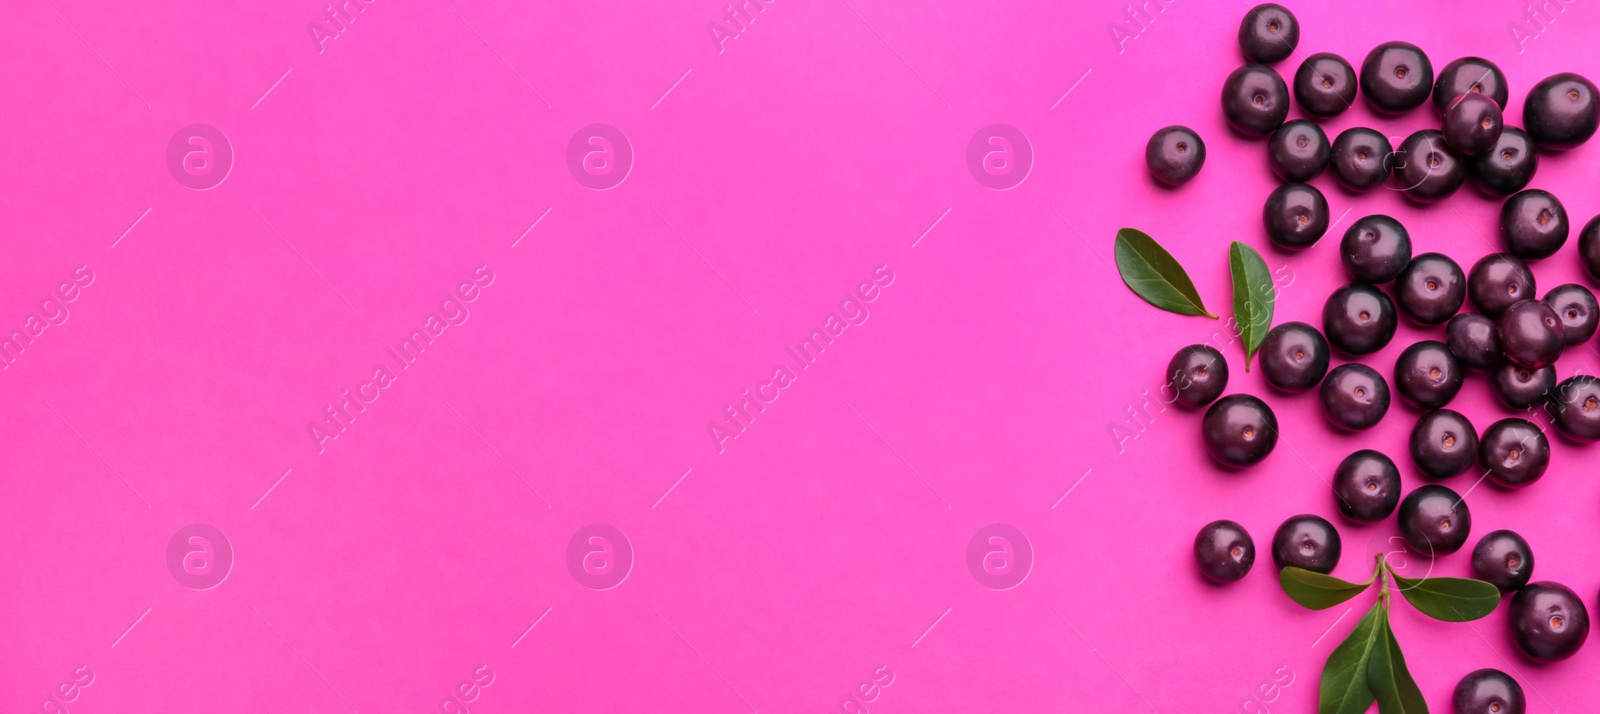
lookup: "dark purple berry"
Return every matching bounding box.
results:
[1410,409,1478,479]
[1452,668,1525,714]
[1324,284,1398,355]
[1340,214,1412,283]
[1394,130,1465,203]
[1361,41,1433,114]
[1581,215,1600,282]
[1237,4,1298,64]
[1547,374,1600,442]
[1500,189,1568,260]
[1544,283,1598,346]
[1394,340,1464,410]
[1447,313,1501,370]
[1167,345,1229,408]
[1433,57,1509,114]
[1259,322,1330,392]
[1491,363,1555,410]
[1263,182,1328,249]
[1321,363,1390,431]
[1472,530,1534,592]
[1294,52,1356,117]
[1272,514,1341,574]
[1330,128,1393,192]
[1467,253,1536,318]
[1145,126,1206,187]
[1194,520,1255,583]
[1468,127,1538,196]
[1523,73,1599,150]
[1443,93,1504,156]
[1478,418,1549,489]
[1397,484,1471,555]
[1223,65,1291,137]
[1510,582,1590,662]
[1202,394,1278,467]
[1497,300,1564,368]
[1332,450,1401,523]
[1268,120,1330,182]
[1395,253,1466,325]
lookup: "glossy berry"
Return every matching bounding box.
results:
[1472,530,1535,593]
[1330,128,1393,192]
[1146,126,1206,187]
[1548,374,1600,442]
[1340,214,1412,283]
[1202,394,1278,467]
[1271,514,1341,574]
[1323,284,1398,355]
[1238,4,1298,64]
[1497,300,1564,368]
[1268,120,1330,182]
[1510,582,1591,662]
[1447,313,1501,370]
[1332,449,1401,523]
[1500,189,1568,260]
[1523,73,1600,150]
[1194,520,1255,583]
[1321,364,1390,431]
[1294,52,1356,117]
[1581,215,1600,282]
[1442,93,1504,156]
[1433,56,1509,114]
[1452,668,1525,714]
[1544,283,1599,346]
[1491,363,1555,410]
[1259,322,1330,392]
[1222,65,1291,137]
[1466,253,1536,318]
[1262,183,1328,249]
[1395,340,1464,409]
[1410,409,1478,479]
[1468,127,1538,196]
[1394,130,1465,203]
[1167,345,1229,408]
[1479,418,1550,489]
[1395,253,1466,325]
[1397,484,1471,555]
[1361,41,1433,114]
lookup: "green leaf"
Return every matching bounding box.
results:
[1319,601,1383,714]
[1229,241,1274,371]
[1369,604,1430,714]
[1113,228,1217,319]
[1389,570,1501,622]
[1280,566,1376,610]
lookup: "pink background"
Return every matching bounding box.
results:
[2,0,1597,711]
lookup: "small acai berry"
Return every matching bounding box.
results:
[1361,41,1434,114]
[1472,530,1535,593]
[1272,514,1341,574]
[1442,93,1504,156]
[1410,409,1479,480]
[1547,374,1600,442]
[1523,73,1600,150]
[1468,127,1538,196]
[1202,394,1278,467]
[1447,313,1501,370]
[1491,363,1555,410]
[1581,215,1600,283]
[1500,189,1568,260]
[1543,283,1599,346]
[1478,418,1550,489]
[1237,4,1298,64]
[1466,253,1536,318]
[1167,345,1230,408]
[1223,64,1291,137]
[1268,120,1331,182]
[1330,127,1393,192]
[1394,130,1466,203]
[1194,520,1256,583]
[1321,363,1391,431]
[1332,449,1401,523]
[1340,214,1412,283]
[1510,582,1591,662]
[1394,340,1464,410]
[1395,253,1466,325]
[1294,52,1357,117]
[1452,668,1525,714]
[1259,322,1330,392]
[1433,56,1509,114]
[1398,484,1471,555]
[1497,300,1564,368]
[1324,284,1398,355]
[1146,125,1206,187]
[1263,182,1329,249]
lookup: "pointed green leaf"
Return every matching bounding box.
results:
[1229,241,1274,371]
[1280,566,1376,610]
[1369,605,1429,714]
[1113,228,1217,318]
[1390,570,1501,622]
[1318,601,1383,714]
